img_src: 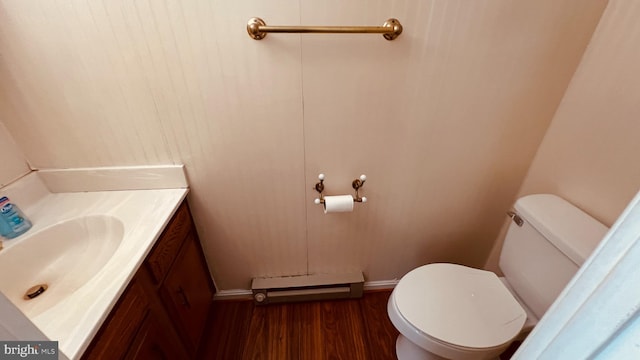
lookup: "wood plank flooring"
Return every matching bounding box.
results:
[197,290,520,360]
[198,291,399,360]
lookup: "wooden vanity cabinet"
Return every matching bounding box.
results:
[82,201,215,360]
[124,308,187,360]
[160,231,214,352]
[81,278,153,359]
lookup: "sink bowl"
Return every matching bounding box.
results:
[0,215,124,317]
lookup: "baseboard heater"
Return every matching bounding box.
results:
[251,272,364,304]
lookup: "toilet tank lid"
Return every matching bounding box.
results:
[515,194,609,266]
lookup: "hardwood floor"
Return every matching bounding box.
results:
[198,291,399,360]
[197,290,520,360]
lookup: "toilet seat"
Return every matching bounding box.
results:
[394,263,526,350]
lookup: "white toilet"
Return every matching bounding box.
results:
[387,194,608,360]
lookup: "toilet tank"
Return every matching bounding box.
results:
[499,194,608,320]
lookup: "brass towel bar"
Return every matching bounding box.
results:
[247,18,403,41]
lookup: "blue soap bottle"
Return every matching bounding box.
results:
[0,212,12,238]
[0,196,32,239]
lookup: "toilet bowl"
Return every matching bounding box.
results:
[388,263,526,360]
[387,194,609,360]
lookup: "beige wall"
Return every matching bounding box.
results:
[0,121,29,187]
[0,0,606,290]
[486,0,640,272]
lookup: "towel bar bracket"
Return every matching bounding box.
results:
[247,17,268,40]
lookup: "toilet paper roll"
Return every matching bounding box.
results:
[323,195,354,214]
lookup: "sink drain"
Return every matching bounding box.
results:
[24,284,48,300]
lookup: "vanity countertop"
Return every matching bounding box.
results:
[36,189,187,359]
[0,170,188,360]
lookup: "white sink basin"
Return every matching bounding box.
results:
[0,216,124,318]
[0,181,187,360]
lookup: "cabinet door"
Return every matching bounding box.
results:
[125,313,189,360]
[162,232,214,352]
[82,280,149,360]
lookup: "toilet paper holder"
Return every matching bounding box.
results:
[313,173,368,205]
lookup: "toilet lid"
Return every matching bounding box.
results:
[395,263,526,349]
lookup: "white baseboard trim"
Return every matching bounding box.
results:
[213,279,398,301]
[364,280,398,291]
[214,289,254,301]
